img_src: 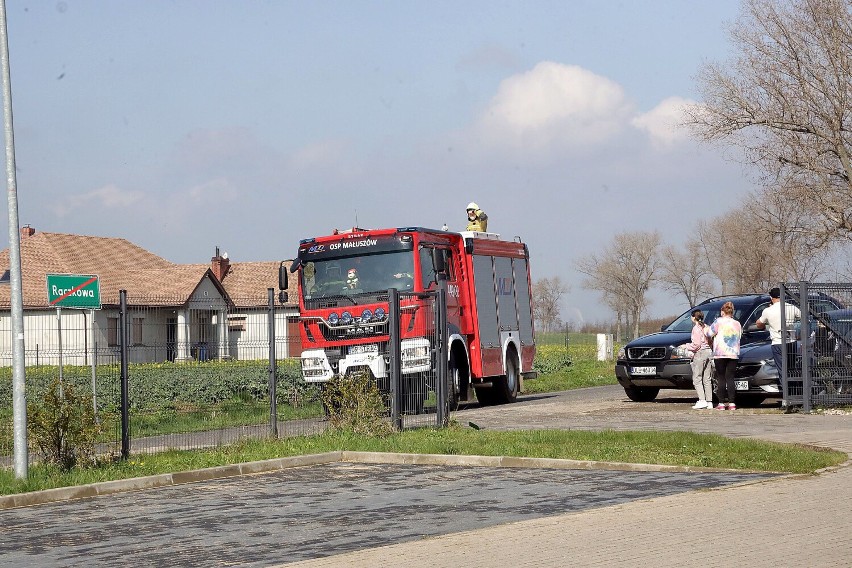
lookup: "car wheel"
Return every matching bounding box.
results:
[623,385,660,402]
[738,395,766,407]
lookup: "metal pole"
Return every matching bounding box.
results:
[388,288,402,430]
[56,307,63,391]
[267,288,278,438]
[799,282,812,413]
[0,0,26,478]
[119,290,130,459]
[436,283,448,428]
[90,309,98,422]
[780,284,789,407]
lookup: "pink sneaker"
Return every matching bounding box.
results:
[727,403,736,410]
[715,404,726,410]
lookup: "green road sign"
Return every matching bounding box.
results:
[46,274,101,309]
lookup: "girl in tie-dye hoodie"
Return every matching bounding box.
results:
[704,301,742,410]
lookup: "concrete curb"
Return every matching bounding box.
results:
[0,452,343,510]
[338,451,776,474]
[0,450,782,510]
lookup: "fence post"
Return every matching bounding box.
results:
[56,307,63,390]
[596,334,613,361]
[799,281,812,413]
[268,288,278,438]
[388,287,402,430]
[780,284,790,406]
[119,289,130,460]
[436,284,448,428]
[90,308,98,422]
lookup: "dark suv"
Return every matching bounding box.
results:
[615,295,772,402]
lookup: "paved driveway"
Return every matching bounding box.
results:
[0,460,770,567]
[0,385,849,567]
[458,385,852,453]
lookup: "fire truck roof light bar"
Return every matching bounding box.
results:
[299,238,316,245]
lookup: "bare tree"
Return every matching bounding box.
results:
[748,188,834,280]
[532,277,569,333]
[696,208,775,293]
[658,239,716,306]
[576,231,660,339]
[689,0,852,245]
[696,192,833,293]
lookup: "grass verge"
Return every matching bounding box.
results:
[0,427,845,496]
[525,339,618,394]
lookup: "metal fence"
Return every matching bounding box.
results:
[387,287,449,430]
[0,289,318,465]
[781,282,852,411]
[1,285,452,466]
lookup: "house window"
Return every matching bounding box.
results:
[132,317,144,345]
[198,314,211,342]
[228,315,247,331]
[107,317,119,346]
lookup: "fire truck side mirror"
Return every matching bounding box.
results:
[278,261,289,290]
[278,290,289,304]
[431,248,446,275]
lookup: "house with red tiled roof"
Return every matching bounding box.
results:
[0,226,299,365]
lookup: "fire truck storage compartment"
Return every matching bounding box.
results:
[472,255,500,348]
[513,257,534,345]
[472,254,533,346]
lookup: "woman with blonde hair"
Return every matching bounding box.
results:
[704,301,743,410]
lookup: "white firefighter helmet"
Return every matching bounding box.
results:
[466,202,479,211]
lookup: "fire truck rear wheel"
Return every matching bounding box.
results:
[483,350,519,405]
[496,351,520,403]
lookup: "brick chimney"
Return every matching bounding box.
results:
[211,247,230,281]
[20,224,35,238]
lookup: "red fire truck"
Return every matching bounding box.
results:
[280,226,536,406]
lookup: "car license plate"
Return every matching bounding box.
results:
[735,380,749,391]
[631,366,656,375]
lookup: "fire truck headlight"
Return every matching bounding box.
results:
[327,312,339,325]
[400,339,430,370]
[341,311,353,325]
[301,357,325,369]
[374,307,386,321]
[361,308,372,321]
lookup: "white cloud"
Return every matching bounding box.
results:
[631,96,694,148]
[52,184,144,217]
[470,61,634,157]
[288,139,348,171]
[186,178,239,202]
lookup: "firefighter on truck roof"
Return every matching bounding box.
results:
[465,202,488,232]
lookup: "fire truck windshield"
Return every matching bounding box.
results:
[301,251,415,300]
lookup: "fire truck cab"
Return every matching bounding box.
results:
[281,226,536,406]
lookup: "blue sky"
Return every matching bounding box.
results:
[3,0,752,323]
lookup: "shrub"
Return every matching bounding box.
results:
[533,344,573,375]
[320,372,394,436]
[27,377,103,470]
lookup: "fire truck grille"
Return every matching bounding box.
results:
[626,347,667,360]
[321,321,390,341]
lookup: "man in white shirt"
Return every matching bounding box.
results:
[755,287,802,381]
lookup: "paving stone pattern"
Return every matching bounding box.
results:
[0,462,770,567]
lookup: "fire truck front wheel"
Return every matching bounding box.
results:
[447,355,461,411]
